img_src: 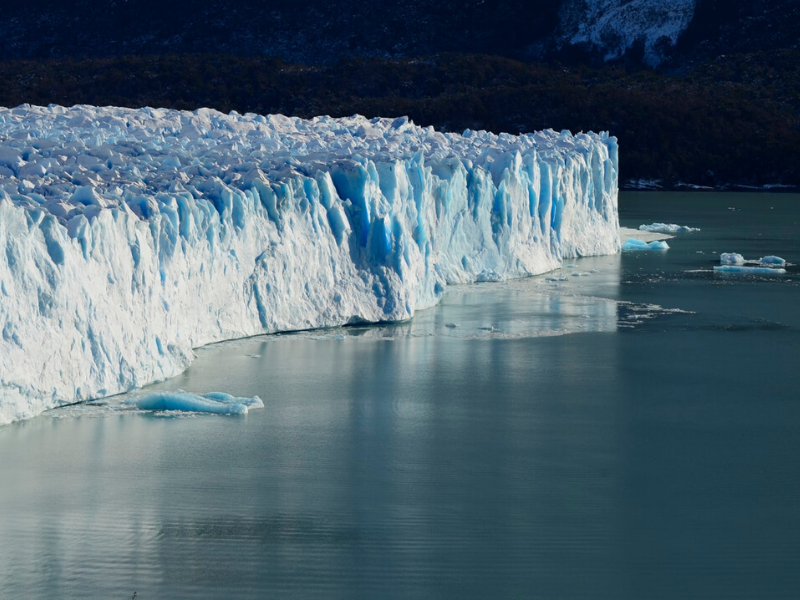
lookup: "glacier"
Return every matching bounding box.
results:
[0,104,619,426]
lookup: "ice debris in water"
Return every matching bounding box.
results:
[639,223,700,233]
[759,255,786,267]
[714,265,786,275]
[128,391,264,415]
[622,238,669,251]
[720,253,787,268]
[720,253,746,265]
[0,104,620,425]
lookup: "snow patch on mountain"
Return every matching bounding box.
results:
[559,0,696,65]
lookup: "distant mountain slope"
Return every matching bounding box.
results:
[0,1,797,67]
[557,0,695,66]
[675,0,800,63]
[0,0,560,63]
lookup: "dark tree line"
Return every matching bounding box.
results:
[1,51,798,188]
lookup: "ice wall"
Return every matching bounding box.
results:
[0,105,619,425]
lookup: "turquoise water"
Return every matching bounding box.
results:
[1,193,799,599]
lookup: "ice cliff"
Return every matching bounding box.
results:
[0,105,619,425]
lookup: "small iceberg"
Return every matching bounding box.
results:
[719,253,788,272]
[128,390,264,415]
[622,238,670,251]
[714,265,786,275]
[639,223,700,234]
[759,255,786,267]
[720,253,745,266]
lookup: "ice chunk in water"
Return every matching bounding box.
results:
[622,238,669,251]
[714,266,786,275]
[721,253,787,269]
[720,253,745,265]
[759,256,786,267]
[639,223,700,233]
[129,391,264,415]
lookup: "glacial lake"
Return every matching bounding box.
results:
[1,192,799,599]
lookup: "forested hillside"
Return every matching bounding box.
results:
[1,52,798,188]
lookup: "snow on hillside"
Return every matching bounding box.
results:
[559,0,696,65]
[0,105,619,425]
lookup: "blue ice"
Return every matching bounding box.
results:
[759,255,786,267]
[129,390,264,415]
[639,223,699,234]
[720,253,745,265]
[714,266,786,275]
[622,238,669,251]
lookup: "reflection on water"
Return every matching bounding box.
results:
[235,253,624,343]
[0,328,629,598]
[2,193,800,599]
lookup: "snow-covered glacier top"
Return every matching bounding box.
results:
[0,105,619,425]
[1,104,608,217]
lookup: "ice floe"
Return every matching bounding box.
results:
[622,238,669,251]
[639,222,700,234]
[128,391,264,415]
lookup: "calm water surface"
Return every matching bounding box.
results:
[1,193,799,599]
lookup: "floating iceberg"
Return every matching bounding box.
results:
[622,238,669,251]
[759,255,786,267]
[720,253,788,269]
[720,253,746,265]
[128,391,264,415]
[639,223,700,234]
[714,266,786,275]
[0,105,619,425]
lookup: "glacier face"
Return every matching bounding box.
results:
[0,105,619,425]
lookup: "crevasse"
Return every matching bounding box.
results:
[0,105,619,425]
